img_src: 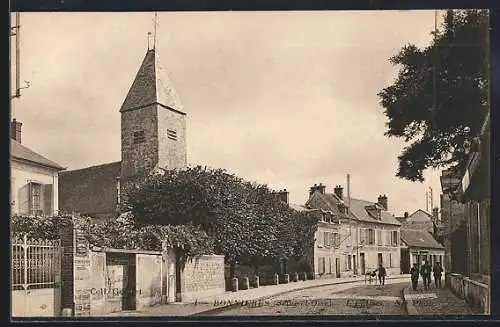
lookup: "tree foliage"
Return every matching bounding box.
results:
[125,165,319,273]
[378,9,489,181]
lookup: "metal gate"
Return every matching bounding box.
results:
[11,234,61,317]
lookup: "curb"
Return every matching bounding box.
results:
[402,287,418,315]
[192,275,409,316]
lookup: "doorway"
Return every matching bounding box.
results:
[378,253,383,267]
[360,253,365,275]
[175,249,182,302]
[335,258,341,278]
[106,252,136,311]
[353,255,357,275]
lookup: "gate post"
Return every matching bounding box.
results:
[60,215,92,317]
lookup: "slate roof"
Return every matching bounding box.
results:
[288,203,312,212]
[59,161,121,216]
[11,139,65,170]
[120,48,185,114]
[349,198,402,226]
[408,209,434,221]
[306,191,401,226]
[401,229,444,250]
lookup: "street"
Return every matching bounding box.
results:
[212,280,409,315]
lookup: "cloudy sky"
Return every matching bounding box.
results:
[11,10,448,216]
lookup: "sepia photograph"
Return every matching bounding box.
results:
[9,9,491,319]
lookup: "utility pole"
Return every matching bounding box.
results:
[11,12,30,100]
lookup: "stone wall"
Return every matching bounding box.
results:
[157,105,187,170]
[120,106,159,181]
[181,255,225,302]
[447,273,490,314]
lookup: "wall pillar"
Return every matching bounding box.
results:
[60,216,92,316]
[161,244,176,303]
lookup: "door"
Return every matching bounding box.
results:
[378,253,383,267]
[360,253,365,275]
[353,255,357,275]
[335,258,341,278]
[123,254,136,310]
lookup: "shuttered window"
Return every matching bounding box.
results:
[317,231,323,247]
[43,184,53,215]
[377,230,382,245]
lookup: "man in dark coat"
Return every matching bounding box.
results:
[376,264,386,286]
[420,260,432,289]
[410,263,419,291]
[433,262,443,288]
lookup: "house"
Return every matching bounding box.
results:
[305,184,401,278]
[441,114,490,283]
[275,189,341,279]
[397,208,443,240]
[10,119,66,216]
[400,229,445,274]
[58,47,187,220]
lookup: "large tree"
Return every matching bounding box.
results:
[378,9,489,181]
[124,165,307,279]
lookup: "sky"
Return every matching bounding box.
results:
[11,10,449,217]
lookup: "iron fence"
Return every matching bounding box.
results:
[11,234,61,290]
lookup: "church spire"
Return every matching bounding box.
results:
[120,47,184,114]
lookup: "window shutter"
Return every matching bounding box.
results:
[18,183,30,215]
[317,231,323,247]
[43,184,53,215]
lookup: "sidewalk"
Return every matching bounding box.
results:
[104,274,409,317]
[403,285,481,316]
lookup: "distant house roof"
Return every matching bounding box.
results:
[289,203,312,212]
[11,139,65,170]
[408,209,434,222]
[401,229,444,250]
[306,191,401,226]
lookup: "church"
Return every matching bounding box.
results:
[59,45,187,220]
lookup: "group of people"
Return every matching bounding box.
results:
[410,260,443,290]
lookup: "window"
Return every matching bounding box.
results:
[167,129,177,141]
[323,232,332,246]
[385,231,391,245]
[30,182,42,216]
[368,229,375,245]
[389,253,392,267]
[333,233,341,248]
[328,257,332,274]
[391,231,398,246]
[133,130,145,144]
[377,230,382,245]
[317,231,323,247]
[378,253,383,266]
[347,255,352,270]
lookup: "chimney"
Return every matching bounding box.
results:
[432,207,439,221]
[404,212,409,218]
[309,183,326,198]
[277,189,289,204]
[11,119,22,143]
[377,194,388,210]
[334,185,344,199]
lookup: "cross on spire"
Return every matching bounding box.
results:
[148,12,160,50]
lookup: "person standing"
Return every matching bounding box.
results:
[433,262,443,288]
[410,263,420,291]
[420,260,432,290]
[376,264,386,286]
